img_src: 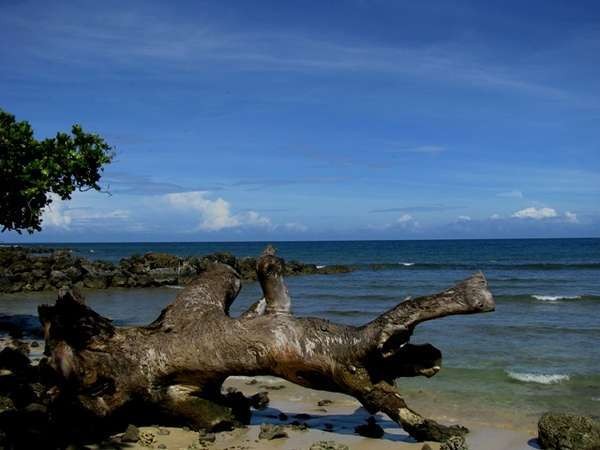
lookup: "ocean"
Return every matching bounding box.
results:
[1,238,599,426]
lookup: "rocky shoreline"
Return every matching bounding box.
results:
[0,246,352,293]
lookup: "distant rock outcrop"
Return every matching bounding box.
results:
[0,246,352,293]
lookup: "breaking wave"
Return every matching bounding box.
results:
[506,371,570,384]
[532,295,582,301]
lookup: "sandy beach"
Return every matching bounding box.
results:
[90,376,537,450]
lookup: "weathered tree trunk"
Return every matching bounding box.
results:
[38,245,495,442]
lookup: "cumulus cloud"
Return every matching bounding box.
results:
[41,194,72,229]
[565,211,578,223]
[512,207,558,220]
[164,191,271,231]
[41,195,131,229]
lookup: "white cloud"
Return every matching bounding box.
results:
[283,222,308,232]
[457,215,471,221]
[512,207,558,220]
[41,194,132,230]
[397,214,413,224]
[241,210,272,228]
[41,194,72,229]
[497,190,523,198]
[565,211,578,223]
[490,213,501,220]
[72,209,130,220]
[164,191,271,231]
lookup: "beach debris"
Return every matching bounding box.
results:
[309,440,350,450]
[121,424,140,443]
[538,412,600,450]
[38,246,494,443]
[258,423,288,440]
[440,435,468,450]
[317,399,333,406]
[354,416,384,438]
[245,378,258,385]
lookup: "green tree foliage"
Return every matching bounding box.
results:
[0,108,114,233]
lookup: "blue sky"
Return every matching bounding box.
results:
[2,0,599,242]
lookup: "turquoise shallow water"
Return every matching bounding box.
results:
[1,238,599,424]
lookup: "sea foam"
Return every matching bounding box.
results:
[506,371,570,384]
[532,295,581,301]
[399,262,415,266]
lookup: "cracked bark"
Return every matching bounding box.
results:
[38,246,495,442]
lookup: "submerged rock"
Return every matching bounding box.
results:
[538,412,600,450]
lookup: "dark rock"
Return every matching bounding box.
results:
[0,395,16,413]
[30,341,40,348]
[245,378,258,385]
[354,416,384,439]
[421,445,433,450]
[157,427,171,435]
[538,412,600,450]
[258,423,288,440]
[278,412,288,421]
[249,391,269,410]
[24,402,47,415]
[121,424,140,443]
[158,444,167,449]
[317,399,333,407]
[0,347,31,374]
[309,441,349,450]
[440,435,468,450]
[0,246,352,293]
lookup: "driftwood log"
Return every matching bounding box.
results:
[38,246,495,442]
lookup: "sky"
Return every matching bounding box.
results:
[1,0,599,242]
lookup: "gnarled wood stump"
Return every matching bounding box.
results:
[38,245,495,442]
